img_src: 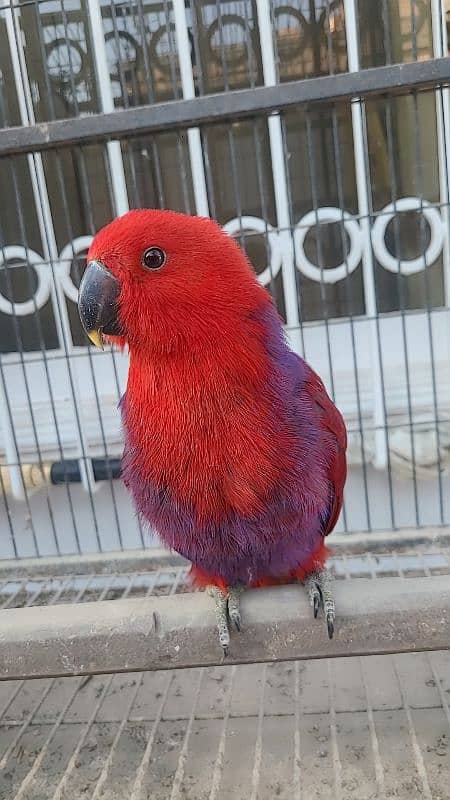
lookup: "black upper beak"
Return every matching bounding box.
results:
[78,260,122,349]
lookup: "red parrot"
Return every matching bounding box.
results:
[78,210,347,653]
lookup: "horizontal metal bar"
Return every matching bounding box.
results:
[49,457,122,484]
[1,58,450,157]
[0,577,449,679]
[0,527,449,579]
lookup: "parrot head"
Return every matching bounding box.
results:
[78,209,267,353]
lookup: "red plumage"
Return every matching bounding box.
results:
[86,209,347,591]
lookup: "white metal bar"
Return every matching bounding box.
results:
[431,0,450,307]
[0,368,24,501]
[254,0,302,354]
[172,0,210,217]
[86,0,129,217]
[343,0,388,469]
[4,1,97,494]
[0,4,33,500]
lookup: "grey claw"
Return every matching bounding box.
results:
[305,569,335,639]
[228,588,243,634]
[327,615,334,639]
[313,593,320,618]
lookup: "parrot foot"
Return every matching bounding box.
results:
[207,585,243,656]
[304,568,335,639]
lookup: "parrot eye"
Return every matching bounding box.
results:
[142,246,166,271]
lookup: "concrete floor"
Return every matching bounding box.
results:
[0,652,449,799]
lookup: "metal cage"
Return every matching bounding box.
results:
[1,0,450,557]
[1,2,450,797]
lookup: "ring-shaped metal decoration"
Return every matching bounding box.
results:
[0,247,51,316]
[58,236,94,304]
[294,207,362,283]
[223,216,283,286]
[371,197,444,275]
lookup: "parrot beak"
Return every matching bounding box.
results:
[78,260,122,349]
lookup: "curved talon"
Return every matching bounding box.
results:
[327,614,335,639]
[313,593,321,618]
[231,614,241,632]
[304,568,335,639]
[228,587,243,633]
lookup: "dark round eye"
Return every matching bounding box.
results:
[142,246,166,271]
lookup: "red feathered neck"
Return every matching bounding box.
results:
[123,296,294,522]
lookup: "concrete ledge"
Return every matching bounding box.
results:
[0,577,449,680]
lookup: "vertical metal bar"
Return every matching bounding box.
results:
[11,677,82,800]
[6,159,62,555]
[432,3,450,527]
[53,144,125,549]
[343,0,389,473]
[392,656,433,800]
[169,669,205,799]
[59,0,81,116]
[129,568,185,799]
[172,0,209,217]
[303,111,339,405]
[4,0,98,501]
[293,660,302,800]
[210,0,249,263]
[279,117,307,357]
[208,665,237,800]
[255,0,302,353]
[85,0,129,217]
[330,105,370,528]
[384,96,420,525]
[0,2,35,501]
[360,658,386,796]
[0,466,17,557]
[360,117,396,528]
[410,0,418,60]
[431,0,450,306]
[0,355,39,554]
[410,92,444,523]
[107,0,147,211]
[252,118,278,304]
[87,571,165,799]
[21,1,84,552]
[129,674,175,800]
[250,663,267,800]
[0,361,25,502]
[327,660,343,800]
[133,0,166,207]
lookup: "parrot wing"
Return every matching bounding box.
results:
[303,367,347,537]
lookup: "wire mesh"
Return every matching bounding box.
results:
[0,551,449,798]
[0,0,450,559]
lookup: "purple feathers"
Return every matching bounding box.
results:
[120,305,337,586]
